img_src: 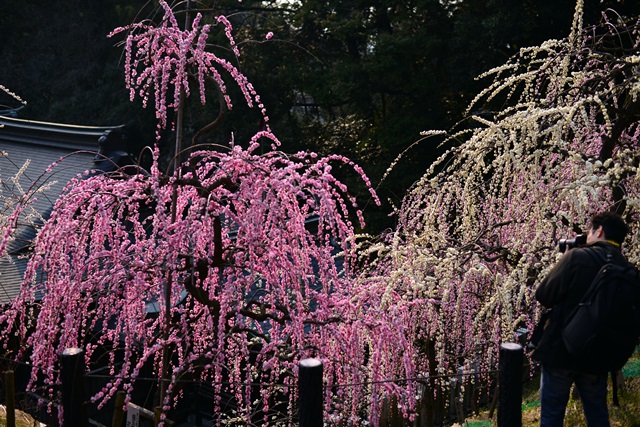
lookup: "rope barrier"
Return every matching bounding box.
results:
[82,367,504,390]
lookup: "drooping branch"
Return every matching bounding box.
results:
[192,76,227,146]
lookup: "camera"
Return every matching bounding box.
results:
[558,234,587,252]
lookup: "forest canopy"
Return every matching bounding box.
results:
[2,0,639,231]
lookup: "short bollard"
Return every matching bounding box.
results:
[498,343,523,427]
[60,347,88,427]
[299,358,323,427]
[5,370,15,427]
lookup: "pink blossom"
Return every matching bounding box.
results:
[2,137,396,424]
[108,0,270,134]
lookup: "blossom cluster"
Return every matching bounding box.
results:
[109,0,268,132]
[0,84,27,106]
[0,136,443,425]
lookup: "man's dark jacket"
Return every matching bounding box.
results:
[532,241,626,373]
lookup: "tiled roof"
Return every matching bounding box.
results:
[0,116,126,304]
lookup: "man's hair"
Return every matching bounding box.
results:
[590,211,629,245]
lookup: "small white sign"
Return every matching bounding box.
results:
[126,403,141,427]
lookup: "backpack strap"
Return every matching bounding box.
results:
[583,246,609,266]
[584,246,625,406]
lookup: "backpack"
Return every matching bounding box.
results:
[561,247,640,373]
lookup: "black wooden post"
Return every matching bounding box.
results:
[5,370,15,427]
[112,391,126,427]
[298,358,323,427]
[497,343,523,427]
[60,347,88,427]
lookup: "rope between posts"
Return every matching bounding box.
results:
[82,368,503,390]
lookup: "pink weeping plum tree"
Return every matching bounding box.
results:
[0,1,425,426]
[357,0,640,416]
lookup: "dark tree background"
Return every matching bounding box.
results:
[1,0,639,231]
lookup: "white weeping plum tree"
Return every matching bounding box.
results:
[0,2,427,426]
[356,0,640,417]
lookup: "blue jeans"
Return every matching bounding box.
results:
[540,365,610,427]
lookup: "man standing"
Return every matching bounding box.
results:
[533,211,629,427]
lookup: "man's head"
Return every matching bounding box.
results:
[587,211,629,246]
